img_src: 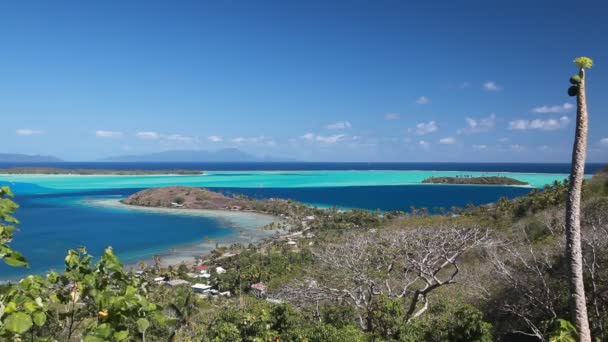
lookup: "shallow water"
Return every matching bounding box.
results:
[0,165,587,280]
[0,170,572,194]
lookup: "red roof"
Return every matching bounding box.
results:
[251,282,267,291]
[196,265,208,270]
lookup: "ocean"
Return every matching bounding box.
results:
[0,162,603,280]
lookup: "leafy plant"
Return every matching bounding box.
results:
[0,186,27,267]
[1,246,166,341]
[547,319,577,342]
[574,57,593,69]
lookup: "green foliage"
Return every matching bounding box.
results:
[368,296,407,339]
[568,85,579,97]
[546,319,577,342]
[570,74,582,84]
[398,302,492,342]
[574,56,593,69]
[1,247,166,340]
[0,186,27,267]
[214,243,314,293]
[208,301,365,341]
[320,303,357,329]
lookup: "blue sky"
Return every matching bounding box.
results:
[1,0,607,162]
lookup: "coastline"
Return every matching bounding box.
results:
[84,198,284,268]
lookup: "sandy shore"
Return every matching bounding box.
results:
[84,198,284,268]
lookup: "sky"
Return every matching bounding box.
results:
[1,0,608,162]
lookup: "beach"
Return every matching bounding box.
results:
[85,198,283,267]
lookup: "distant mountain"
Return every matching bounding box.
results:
[100,148,282,162]
[0,153,63,162]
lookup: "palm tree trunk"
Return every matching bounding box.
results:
[565,68,592,342]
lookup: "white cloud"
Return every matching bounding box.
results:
[415,121,438,135]
[300,133,315,141]
[473,144,487,150]
[165,134,195,143]
[316,134,346,144]
[459,82,470,89]
[538,145,551,151]
[419,140,430,149]
[16,129,43,136]
[600,138,608,145]
[300,133,346,144]
[532,102,574,114]
[231,136,275,145]
[326,121,352,130]
[510,144,525,152]
[483,81,501,91]
[135,131,160,139]
[384,112,399,120]
[498,137,509,143]
[458,113,496,134]
[208,135,223,143]
[509,116,570,131]
[439,137,456,144]
[96,130,123,138]
[416,96,430,105]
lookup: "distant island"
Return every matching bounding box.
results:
[422,176,528,186]
[0,167,203,175]
[122,186,281,210]
[100,148,290,162]
[0,153,62,163]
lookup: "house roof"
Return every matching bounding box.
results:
[191,283,212,290]
[166,279,189,286]
[251,282,268,291]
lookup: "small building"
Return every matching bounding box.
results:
[304,215,315,221]
[166,279,189,287]
[191,283,212,294]
[251,282,268,298]
[153,276,167,284]
[196,265,209,274]
[219,291,231,297]
[171,202,184,208]
[216,266,227,274]
[286,240,297,248]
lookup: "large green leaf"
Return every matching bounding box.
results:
[4,312,34,334]
[3,250,28,267]
[137,318,150,333]
[114,330,129,341]
[32,311,47,327]
[91,323,112,338]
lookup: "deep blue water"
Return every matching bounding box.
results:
[0,194,235,279]
[1,162,603,280]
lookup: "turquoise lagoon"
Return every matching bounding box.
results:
[0,170,572,194]
[0,169,575,280]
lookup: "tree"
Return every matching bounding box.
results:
[278,225,492,336]
[565,56,593,342]
[0,186,27,267]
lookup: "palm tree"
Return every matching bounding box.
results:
[565,56,593,342]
